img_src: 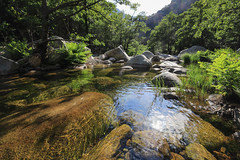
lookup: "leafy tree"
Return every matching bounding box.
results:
[148,12,178,54]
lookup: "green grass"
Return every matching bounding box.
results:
[178,64,213,100]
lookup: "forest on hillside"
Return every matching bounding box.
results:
[148,0,240,54]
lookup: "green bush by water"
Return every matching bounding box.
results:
[64,42,91,65]
[200,48,240,97]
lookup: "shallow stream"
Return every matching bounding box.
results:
[0,64,239,159]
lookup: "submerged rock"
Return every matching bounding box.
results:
[132,130,171,159]
[93,77,121,90]
[0,92,115,159]
[152,72,182,87]
[82,124,133,160]
[186,143,216,160]
[125,55,152,69]
[119,110,145,131]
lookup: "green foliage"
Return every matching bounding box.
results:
[181,53,191,65]
[200,49,240,96]
[181,64,213,99]
[148,12,178,54]
[65,42,91,65]
[128,40,147,56]
[5,40,32,61]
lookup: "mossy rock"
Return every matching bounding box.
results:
[93,77,121,90]
[32,83,47,89]
[32,85,71,102]
[186,143,216,160]
[96,68,114,76]
[0,92,115,159]
[170,152,185,160]
[185,114,227,150]
[82,124,133,160]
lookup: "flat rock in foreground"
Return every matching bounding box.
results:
[0,92,115,159]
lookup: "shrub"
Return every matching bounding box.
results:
[5,40,32,61]
[64,42,91,65]
[200,49,240,97]
[181,53,191,65]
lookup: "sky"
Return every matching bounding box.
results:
[112,0,172,16]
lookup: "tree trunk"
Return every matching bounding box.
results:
[38,0,49,63]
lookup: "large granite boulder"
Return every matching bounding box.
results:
[0,56,19,75]
[178,45,207,57]
[186,143,216,160]
[152,72,182,87]
[151,55,161,62]
[125,55,152,69]
[104,45,130,62]
[159,61,182,69]
[0,92,115,159]
[142,51,154,59]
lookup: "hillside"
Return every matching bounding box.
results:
[146,0,198,30]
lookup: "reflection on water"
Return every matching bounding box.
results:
[114,80,197,144]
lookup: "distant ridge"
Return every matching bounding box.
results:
[146,0,198,30]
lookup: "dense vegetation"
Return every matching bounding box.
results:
[179,49,240,100]
[148,0,240,54]
[0,0,149,62]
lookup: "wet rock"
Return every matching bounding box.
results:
[152,72,182,87]
[142,51,154,59]
[186,143,216,160]
[151,55,161,62]
[119,110,145,131]
[125,55,152,69]
[206,94,224,113]
[156,53,171,59]
[184,114,227,149]
[103,60,112,64]
[160,61,182,69]
[0,92,115,159]
[116,59,125,63]
[165,56,179,62]
[0,55,20,75]
[108,57,116,62]
[82,124,133,160]
[163,92,179,100]
[232,131,240,141]
[104,45,130,62]
[170,152,185,160]
[132,130,170,159]
[121,66,133,70]
[178,45,207,57]
[172,68,187,75]
[213,147,231,160]
[152,64,161,68]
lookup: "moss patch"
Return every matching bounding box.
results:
[93,77,121,90]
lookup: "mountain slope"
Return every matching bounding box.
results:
[146,0,198,30]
